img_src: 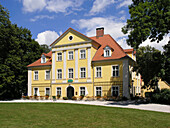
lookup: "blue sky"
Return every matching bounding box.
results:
[1,0,168,51]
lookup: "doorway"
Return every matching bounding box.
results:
[67,86,74,99]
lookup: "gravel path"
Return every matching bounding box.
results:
[0,100,170,113]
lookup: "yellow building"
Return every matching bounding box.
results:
[27,27,141,99]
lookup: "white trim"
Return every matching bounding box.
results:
[57,52,62,61]
[68,68,74,79]
[45,70,50,80]
[87,48,91,78]
[104,46,111,57]
[68,35,73,41]
[80,49,86,59]
[95,86,102,96]
[111,85,119,96]
[41,54,46,63]
[56,69,62,79]
[75,49,78,80]
[33,87,39,96]
[52,52,55,83]
[79,86,86,96]
[111,65,119,77]
[45,87,50,96]
[95,66,102,78]
[63,51,66,79]
[28,69,32,96]
[68,51,74,60]
[56,87,62,96]
[52,44,92,52]
[34,71,38,80]
[80,67,86,78]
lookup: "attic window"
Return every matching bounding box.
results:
[41,55,46,63]
[69,35,73,41]
[104,46,111,57]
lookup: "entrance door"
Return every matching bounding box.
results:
[67,86,74,99]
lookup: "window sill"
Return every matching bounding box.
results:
[111,76,120,78]
[79,58,86,60]
[68,59,74,61]
[56,60,62,62]
[79,77,86,79]
[95,77,102,78]
[34,80,39,81]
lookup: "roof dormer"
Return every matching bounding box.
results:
[41,54,46,63]
[104,46,112,57]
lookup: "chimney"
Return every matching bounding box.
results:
[96,27,104,37]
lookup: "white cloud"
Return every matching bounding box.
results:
[30,15,54,22]
[140,35,169,52]
[117,0,132,8]
[119,10,125,14]
[117,37,132,49]
[89,0,115,15]
[35,30,59,46]
[22,0,46,12]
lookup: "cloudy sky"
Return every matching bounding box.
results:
[1,0,168,51]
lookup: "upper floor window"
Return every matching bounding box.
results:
[45,70,50,80]
[80,67,86,78]
[68,51,73,60]
[80,87,85,96]
[104,46,111,57]
[68,68,73,78]
[57,69,62,79]
[34,71,38,80]
[96,67,102,77]
[112,65,119,77]
[57,52,62,61]
[41,55,46,63]
[80,49,86,59]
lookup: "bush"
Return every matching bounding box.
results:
[63,97,68,100]
[52,96,56,100]
[57,95,61,99]
[72,96,77,100]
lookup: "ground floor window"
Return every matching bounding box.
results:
[96,87,102,96]
[45,88,50,96]
[80,87,85,96]
[56,87,61,96]
[111,86,119,97]
[34,88,39,96]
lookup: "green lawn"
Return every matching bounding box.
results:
[0,103,169,128]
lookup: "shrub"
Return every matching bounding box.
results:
[63,97,68,100]
[79,95,84,100]
[52,96,56,100]
[72,96,77,100]
[57,95,61,99]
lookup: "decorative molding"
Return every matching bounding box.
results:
[53,41,91,48]
[63,51,66,79]
[87,48,91,79]
[52,52,56,83]
[28,69,32,96]
[75,49,78,80]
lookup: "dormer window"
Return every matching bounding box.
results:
[41,55,46,63]
[104,46,111,57]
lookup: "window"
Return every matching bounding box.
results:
[57,52,62,61]
[57,69,62,79]
[68,35,73,41]
[34,71,38,80]
[45,88,50,96]
[34,88,39,96]
[45,70,50,80]
[56,87,61,96]
[41,55,46,63]
[112,65,119,77]
[111,86,119,96]
[80,87,85,96]
[68,68,73,78]
[96,87,102,96]
[96,67,101,77]
[80,68,86,78]
[68,51,73,60]
[80,49,86,59]
[104,46,111,57]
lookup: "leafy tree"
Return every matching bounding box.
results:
[122,0,170,49]
[133,46,162,89]
[0,4,46,99]
[40,44,51,53]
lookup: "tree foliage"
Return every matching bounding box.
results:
[0,4,50,99]
[122,0,170,49]
[133,46,162,89]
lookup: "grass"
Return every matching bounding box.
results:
[0,103,170,128]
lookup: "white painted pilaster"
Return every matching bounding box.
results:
[87,48,91,82]
[63,50,67,83]
[123,59,130,99]
[52,52,56,83]
[28,69,32,96]
[75,49,78,82]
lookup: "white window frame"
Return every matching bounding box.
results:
[57,52,62,61]
[45,70,50,80]
[112,65,119,77]
[80,67,86,78]
[34,71,38,80]
[96,67,102,78]
[57,69,62,79]
[45,87,50,96]
[95,86,102,96]
[104,46,111,57]
[79,87,86,96]
[41,55,46,63]
[33,87,39,96]
[68,51,74,60]
[56,87,62,96]
[80,49,86,59]
[68,68,74,78]
[111,86,119,97]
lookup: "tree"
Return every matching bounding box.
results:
[122,0,170,49]
[0,4,45,99]
[133,46,162,89]
[40,44,51,53]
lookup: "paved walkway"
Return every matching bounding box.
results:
[0,100,170,113]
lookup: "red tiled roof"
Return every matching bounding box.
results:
[124,48,136,55]
[27,51,52,67]
[90,35,127,61]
